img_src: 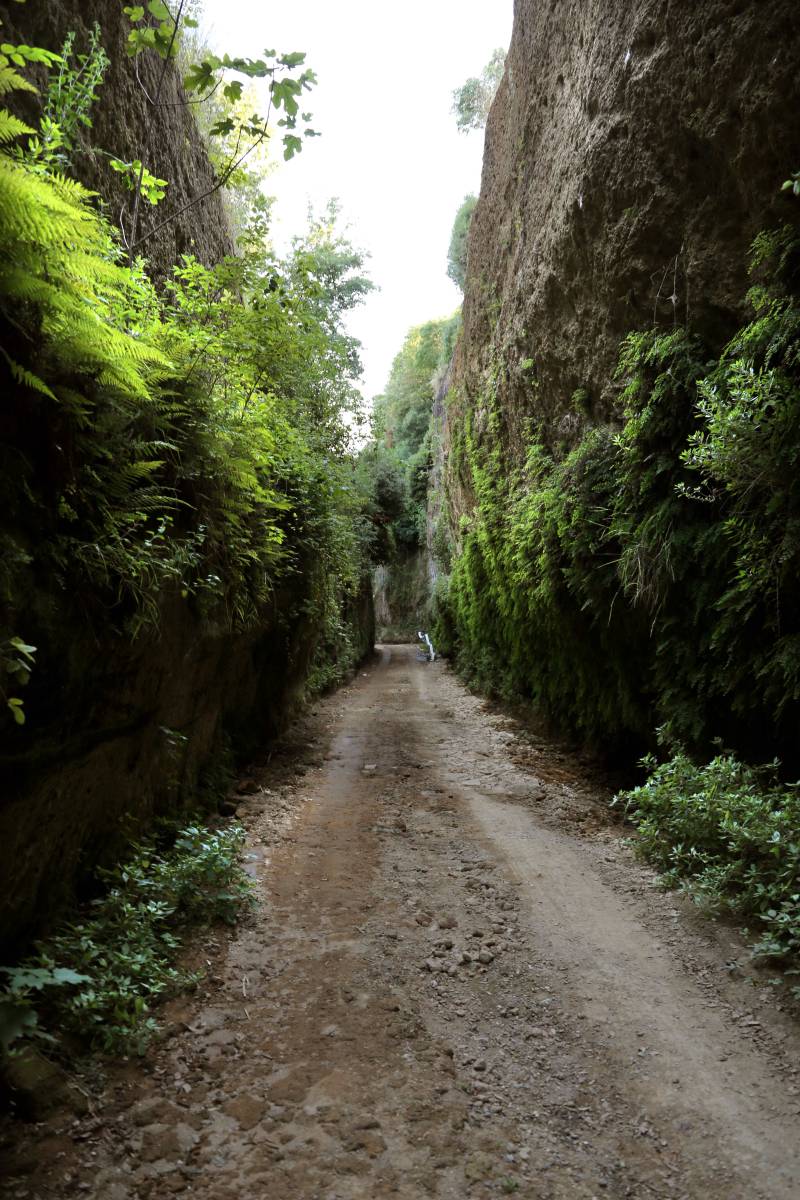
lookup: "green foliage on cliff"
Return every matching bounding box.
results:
[452,47,505,134]
[0,44,376,727]
[371,314,459,551]
[447,194,477,291]
[437,221,800,761]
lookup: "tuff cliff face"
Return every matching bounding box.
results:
[0,1,236,951]
[437,0,800,757]
[0,3,374,952]
[0,588,316,953]
[451,0,800,486]
[0,0,233,278]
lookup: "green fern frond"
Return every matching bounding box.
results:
[0,159,97,249]
[119,461,166,482]
[52,385,93,422]
[44,171,98,209]
[95,365,150,398]
[0,267,63,309]
[0,66,37,96]
[0,346,56,399]
[0,110,33,143]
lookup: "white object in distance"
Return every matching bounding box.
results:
[417,630,436,662]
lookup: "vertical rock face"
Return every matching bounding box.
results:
[451,0,800,488]
[0,0,233,278]
[0,3,374,950]
[372,551,431,641]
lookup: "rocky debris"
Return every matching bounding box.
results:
[222,1093,267,1130]
[2,646,798,1200]
[135,1120,199,1162]
[236,778,260,795]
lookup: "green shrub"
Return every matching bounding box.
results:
[615,748,800,974]
[0,822,253,1056]
[0,48,376,713]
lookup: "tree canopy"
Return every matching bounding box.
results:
[451,47,505,133]
[447,194,477,291]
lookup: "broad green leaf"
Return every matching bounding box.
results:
[283,134,302,160]
[10,637,36,657]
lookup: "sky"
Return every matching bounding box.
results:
[202,0,513,402]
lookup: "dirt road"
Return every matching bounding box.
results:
[4,644,800,1199]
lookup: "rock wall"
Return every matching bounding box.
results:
[450,0,800,510]
[0,571,319,954]
[373,550,431,642]
[0,2,375,953]
[0,0,233,279]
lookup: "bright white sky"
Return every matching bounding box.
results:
[202,0,512,401]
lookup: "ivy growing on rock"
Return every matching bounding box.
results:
[437,215,800,765]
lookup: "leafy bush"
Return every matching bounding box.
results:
[615,748,800,972]
[0,822,252,1056]
[370,314,458,550]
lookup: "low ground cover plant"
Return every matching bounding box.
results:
[0,821,253,1056]
[615,747,800,982]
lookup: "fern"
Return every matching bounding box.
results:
[0,111,33,143]
[0,43,373,666]
[0,346,55,399]
[0,65,37,97]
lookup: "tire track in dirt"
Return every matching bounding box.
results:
[2,645,799,1199]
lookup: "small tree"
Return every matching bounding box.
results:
[451,47,505,134]
[447,194,477,291]
[119,0,319,258]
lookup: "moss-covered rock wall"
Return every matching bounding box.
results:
[453,0,800,467]
[439,0,800,762]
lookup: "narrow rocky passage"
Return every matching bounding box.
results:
[4,645,800,1200]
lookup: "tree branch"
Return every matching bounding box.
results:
[127,0,187,263]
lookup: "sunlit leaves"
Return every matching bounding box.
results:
[118,4,320,223]
[282,134,302,160]
[109,157,169,205]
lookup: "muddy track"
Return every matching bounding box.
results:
[3,645,800,1199]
